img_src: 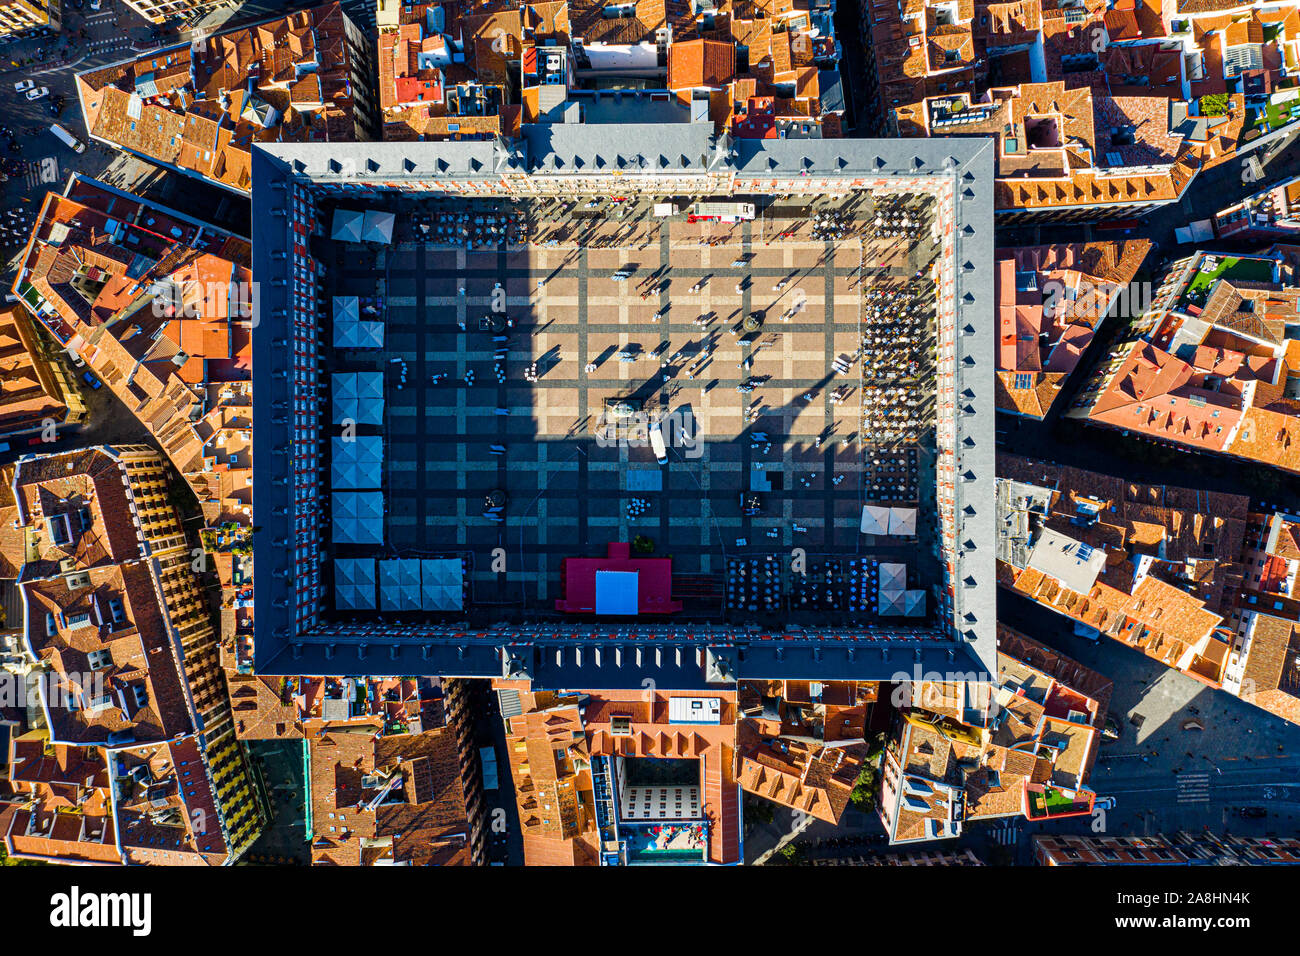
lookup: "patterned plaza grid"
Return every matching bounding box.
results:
[336,210,932,606]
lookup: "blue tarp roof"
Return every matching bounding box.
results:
[332,492,384,545]
[594,570,639,615]
[330,435,384,490]
[331,371,385,425]
[379,559,422,612]
[334,558,377,610]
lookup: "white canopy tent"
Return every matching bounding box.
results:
[879,562,907,591]
[334,558,377,610]
[331,208,364,242]
[379,560,422,612]
[333,295,384,349]
[878,590,905,615]
[330,435,384,490]
[331,371,385,425]
[362,210,396,244]
[860,505,890,536]
[331,492,384,545]
[903,589,926,617]
[888,507,918,537]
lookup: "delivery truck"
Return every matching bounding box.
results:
[50,123,85,153]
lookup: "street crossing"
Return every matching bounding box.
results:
[988,820,1020,845]
[1176,772,1211,804]
[22,156,58,190]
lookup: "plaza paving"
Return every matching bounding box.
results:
[321,203,940,610]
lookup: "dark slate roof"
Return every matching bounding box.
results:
[818,69,845,116]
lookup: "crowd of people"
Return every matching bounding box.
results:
[860,278,933,444]
[407,207,528,247]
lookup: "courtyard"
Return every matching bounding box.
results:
[317,196,941,619]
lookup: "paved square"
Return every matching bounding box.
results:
[322,199,941,613]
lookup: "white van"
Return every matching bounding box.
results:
[649,420,668,465]
[50,123,85,153]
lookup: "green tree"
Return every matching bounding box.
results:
[849,764,878,811]
[1199,94,1230,116]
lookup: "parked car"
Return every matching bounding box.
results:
[1094,795,1117,811]
[13,79,34,93]
[82,371,101,390]
[25,87,49,101]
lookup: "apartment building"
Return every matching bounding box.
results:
[1068,249,1300,475]
[1215,173,1300,241]
[1221,507,1300,721]
[995,239,1150,417]
[857,0,1288,221]
[4,446,267,863]
[223,671,487,865]
[14,174,261,658]
[76,2,377,194]
[877,624,1110,844]
[308,679,486,866]
[118,0,220,24]
[0,0,57,36]
[1035,831,1300,865]
[736,680,875,824]
[992,455,1300,718]
[0,306,84,441]
[493,682,742,865]
[376,0,845,140]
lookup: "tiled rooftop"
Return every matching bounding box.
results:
[76,2,369,194]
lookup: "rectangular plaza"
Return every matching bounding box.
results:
[321,198,941,610]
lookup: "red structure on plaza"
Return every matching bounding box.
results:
[556,542,681,615]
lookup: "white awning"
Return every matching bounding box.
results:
[860,505,890,535]
[879,562,907,591]
[888,507,917,537]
